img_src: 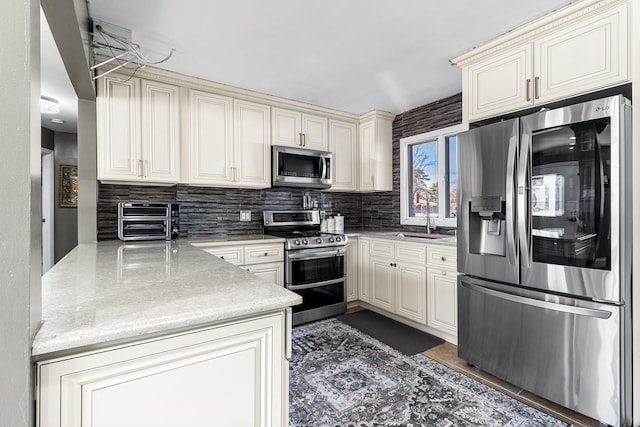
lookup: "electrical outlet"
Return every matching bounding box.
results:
[240,210,251,222]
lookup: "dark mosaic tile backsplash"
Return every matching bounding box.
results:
[97,93,462,240]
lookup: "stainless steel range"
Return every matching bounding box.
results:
[263,210,348,325]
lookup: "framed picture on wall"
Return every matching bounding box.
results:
[59,164,78,208]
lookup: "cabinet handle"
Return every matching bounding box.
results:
[299,133,304,147]
[534,76,540,99]
[302,133,306,146]
[137,160,143,177]
[441,256,447,262]
[526,79,531,102]
[144,160,149,177]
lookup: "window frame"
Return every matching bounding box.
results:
[400,124,463,228]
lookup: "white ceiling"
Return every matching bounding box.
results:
[43,0,574,129]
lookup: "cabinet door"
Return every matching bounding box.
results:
[38,314,285,427]
[396,263,427,324]
[97,76,142,181]
[301,113,328,150]
[369,256,395,312]
[358,120,375,191]
[328,119,358,191]
[188,90,233,185]
[345,239,358,302]
[141,80,180,183]
[271,107,302,147]
[246,262,284,287]
[465,44,533,122]
[357,239,370,302]
[234,100,271,188]
[427,269,458,337]
[534,3,628,104]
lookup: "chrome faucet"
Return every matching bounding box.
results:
[426,217,435,234]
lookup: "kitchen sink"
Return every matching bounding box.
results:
[376,231,451,240]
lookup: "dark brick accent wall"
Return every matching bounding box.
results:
[97,93,462,239]
[98,184,362,240]
[361,93,462,232]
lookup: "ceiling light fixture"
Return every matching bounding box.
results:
[40,97,59,114]
[50,118,64,124]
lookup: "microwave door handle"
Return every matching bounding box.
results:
[320,156,327,180]
[518,133,532,268]
[505,136,517,267]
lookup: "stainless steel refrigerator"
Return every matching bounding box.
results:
[457,95,632,426]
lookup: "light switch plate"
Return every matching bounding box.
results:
[240,210,251,222]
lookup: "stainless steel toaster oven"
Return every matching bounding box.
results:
[117,202,180,241]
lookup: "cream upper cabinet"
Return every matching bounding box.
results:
[187,90,233,185]
[465,44,533,121]
[187,90,270,189]
[358,112,393,192]
[271,107,328,151]
[98,76,180,183]
[456,1,629,123]
[233,99,271,187]
[328,119,358,192]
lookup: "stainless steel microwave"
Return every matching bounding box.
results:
[272,145,332,189]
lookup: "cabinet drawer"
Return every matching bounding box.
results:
[395,243,426,264]
[426,246,457,270]
[369,239,395,258]
[202,247,244,265]
[244,244,284,265]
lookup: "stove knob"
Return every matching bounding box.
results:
[335,236,342,242]
[316,238,322,244]
[302,239,308,245]
[294,240,300,245]
[329,237,335,242]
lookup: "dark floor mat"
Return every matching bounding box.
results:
[335,309,445,355]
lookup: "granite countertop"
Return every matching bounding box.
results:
[345,230,457,247]
[33,240,301,358]
[186,234,285,247]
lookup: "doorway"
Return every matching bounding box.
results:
[41,148,54,273]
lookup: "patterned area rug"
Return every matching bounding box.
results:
[290,319,570,427]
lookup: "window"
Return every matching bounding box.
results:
[400,124,463,227]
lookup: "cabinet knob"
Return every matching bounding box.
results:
[220,256,224,259]
[264,252,268,256]
[442,271,447,276]
[441,256,447,262]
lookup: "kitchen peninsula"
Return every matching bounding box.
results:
[33,239,301,427]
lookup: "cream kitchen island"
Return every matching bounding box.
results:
[33,239,301,427]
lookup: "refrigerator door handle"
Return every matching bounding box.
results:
[461,281,612,319]
[517,134,531,268]
[505,136,517,266]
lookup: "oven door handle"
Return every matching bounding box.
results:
[287,249,345,260]
[287,278,344,291]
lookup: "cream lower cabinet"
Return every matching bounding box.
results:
[426,246,458,342]
[345,237,358,302]
[37,312,288,427]
[187,90,270,188]
[195,241,284,286]
[366,238,427,324]
[97,76,180,184]
[457,1,629,122]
